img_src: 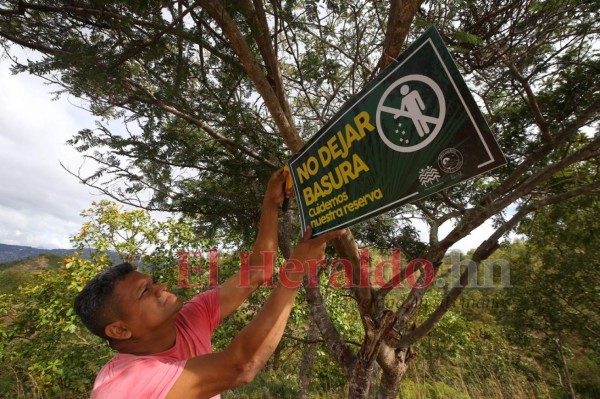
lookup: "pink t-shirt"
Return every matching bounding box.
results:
[91,289,221,399]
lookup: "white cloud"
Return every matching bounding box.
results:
[0,51,173,250]
[0,55,101,249]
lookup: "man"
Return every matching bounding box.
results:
[74,168,345,398]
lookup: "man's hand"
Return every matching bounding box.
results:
[280,227,346,286]
[264,167,292,207]
[292,227,345,266]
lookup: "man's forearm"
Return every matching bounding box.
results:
[218,170,287,320]
[227,280,299,380]
[247,199,279,286]
[168,271,304,398]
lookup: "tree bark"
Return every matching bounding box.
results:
[331,232,373,316]
[279,207,293,259]
[298,317,320,399]
[305,284,356,377]
[198,0,303,152]
[556,336,578,399]
[348,312,397,399]
[375,343,413,399]
[377,0,424,71]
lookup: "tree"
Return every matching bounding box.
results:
[1,1,598,397]
[497,195,600,399]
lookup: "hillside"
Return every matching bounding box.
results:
[0,253,66,294]
[0,247,119,294]
[0,252,64,273]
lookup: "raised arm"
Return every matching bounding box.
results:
[166,229,345,399]
[218,168,291,321]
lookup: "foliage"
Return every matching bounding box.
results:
[494,194,600,398]
[0,199,598,398]
[0,256,112,398]
[0,0,599,397]
[0,201,222,398]
[0,269,32,295]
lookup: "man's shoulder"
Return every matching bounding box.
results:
[185,288,220,305]
[178,288,220,319]
[176,288,221,342]
[97,353,157,378]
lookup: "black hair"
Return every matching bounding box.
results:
[74,262,134,340]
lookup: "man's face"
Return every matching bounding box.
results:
[111,271,183,338]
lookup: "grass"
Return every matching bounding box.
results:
[219,363,555,399]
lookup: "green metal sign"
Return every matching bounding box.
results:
[288,26,506,236]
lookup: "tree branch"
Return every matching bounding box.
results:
[485,99,600,203]
[491,134,600,212]
[504,59,553,145]
[375,0,423,72]
[109,0,200,70]
[124,79,278,168]
[305,285,357,376]
[0,29,71,56]
[198,0,303,153]
[332,233,373,317]
[437,130,600,255]
[239,0,293,124]
[398,179,600,347]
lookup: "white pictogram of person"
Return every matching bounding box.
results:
[377,74,446,153]
[398,84,431,138]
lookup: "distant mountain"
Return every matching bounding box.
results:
[0,243,119,264]
[0,243,78,263]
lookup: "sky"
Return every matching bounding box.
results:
[0,53,106,249]
[0,51,498,252]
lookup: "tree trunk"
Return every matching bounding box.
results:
[347,312,397,399]
[298,317,320,399]
[271,343,283,371]
[556,336,578,399]
[279,208,293,259]
[368,362,381,399]
[376,361,408,399]
[377,0,424,71]
[375,344,414,399]
[348,359,377,399]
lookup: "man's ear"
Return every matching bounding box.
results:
[105,321,132,340]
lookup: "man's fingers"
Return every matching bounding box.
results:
[300,227,347,244]
[269,167,287,184]
[300,226,313,242]
[311,229,347,246]
[299,227,347,247]
[278,167,289,182]
[280,170,288,182]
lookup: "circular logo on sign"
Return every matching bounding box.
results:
[438,148,463,173]
[376,74,446,153]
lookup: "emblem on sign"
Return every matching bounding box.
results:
[438,148,463,173]
[418,166,441,186]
